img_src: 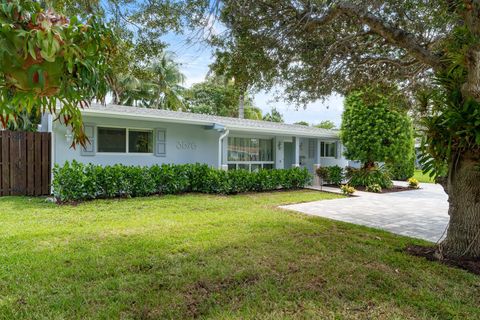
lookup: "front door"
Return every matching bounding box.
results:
[283,142,294,168]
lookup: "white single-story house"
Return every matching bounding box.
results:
[43,103,349,175]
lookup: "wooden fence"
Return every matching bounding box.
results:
[0,131,51,196]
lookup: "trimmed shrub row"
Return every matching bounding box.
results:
[52,161,312,202]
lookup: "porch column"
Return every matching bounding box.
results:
[292,136,300,167]
[275,137,284,169]
[314,139,322,185]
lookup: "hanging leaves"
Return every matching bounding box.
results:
[0,0,116,146]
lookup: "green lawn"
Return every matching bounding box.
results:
[412,169,436,183]
[0,191,478,319]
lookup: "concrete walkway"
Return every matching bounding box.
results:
[281,182,449,242]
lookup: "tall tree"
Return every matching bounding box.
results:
[53,0,193,110]
[263,108,284,123]
[210,27,277,118]
[194,0,480,259]
[315,120,336,130]
[183,77,262,119]
[341,87,413,170]
[126,52,185,110]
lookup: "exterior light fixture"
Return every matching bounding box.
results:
[65,131,73,144]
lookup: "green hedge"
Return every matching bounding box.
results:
[52,161,312,202]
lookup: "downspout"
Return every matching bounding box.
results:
[218,129,229,169]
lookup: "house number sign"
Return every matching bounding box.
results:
[176,141,197,150]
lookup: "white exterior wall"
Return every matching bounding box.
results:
[319,141,349,168]
[298,137,349,173]
[51,114,350,171]
[53,115,220,167]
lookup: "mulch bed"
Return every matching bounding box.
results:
[322,184,415,194]
[406,245,480,275]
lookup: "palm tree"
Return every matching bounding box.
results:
[107,74,142,105]
[109,52,186,110]
[143,52,186,110]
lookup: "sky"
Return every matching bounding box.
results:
[162,32,345,127]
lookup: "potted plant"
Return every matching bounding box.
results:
[316,166,329,189]
[407,178,420,189]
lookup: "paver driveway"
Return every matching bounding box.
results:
[281,182,449,242]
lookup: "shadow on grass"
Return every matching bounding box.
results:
[1,212,478,319]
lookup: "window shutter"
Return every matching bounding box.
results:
[155,128,166,157]
[335,142,340,159]
[81,124,96,156]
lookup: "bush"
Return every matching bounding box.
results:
[315,167,329,182]
[327,165,344,185]
[316,165,344,185]
[340,184,356,196]
[365,183,382,193]
[52,161,312,202]
[347,166,393,189]
[386,147,416,180]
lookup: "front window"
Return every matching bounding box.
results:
[129,130,153,153]
[98,127,126,153]
[320,142,337,158]
[97,127,153,153]
[227,137,274,171]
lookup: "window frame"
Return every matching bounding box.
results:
[227,135,275,171]
[96,125,154,155]
[320,141,337,158]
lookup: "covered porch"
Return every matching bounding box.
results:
[220,133,349,176]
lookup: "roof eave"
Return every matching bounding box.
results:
[81,109,339,139]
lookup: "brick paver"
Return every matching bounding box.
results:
[281,182,449,242]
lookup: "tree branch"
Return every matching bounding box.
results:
[303,3,443,69]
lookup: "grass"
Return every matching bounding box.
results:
[0,190,478,319]
[412,169,436,183]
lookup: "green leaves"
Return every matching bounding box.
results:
[347,166,393,189]
[0,0,115,146]
[419,60,480,179]
[53,162,312,202]
[340,86,414,167]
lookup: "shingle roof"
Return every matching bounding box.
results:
[83,103,339,138]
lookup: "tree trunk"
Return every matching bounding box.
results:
[439,152,480,259]
[238,93,245,119]
[362,161,375,170]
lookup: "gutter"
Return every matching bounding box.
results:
[80,109,339,139]
[218,129,229,169]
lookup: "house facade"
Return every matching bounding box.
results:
[49,104,349,174]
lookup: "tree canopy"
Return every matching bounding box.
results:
[194,0,479,259]
[183,77,263,119]
[294,121,309,126]
[315,120,336,130]
[0,0,114,145]
[262,108,284,123]
[341,87,413,167]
